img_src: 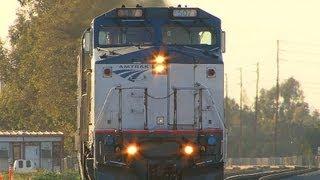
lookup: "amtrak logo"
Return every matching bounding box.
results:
[113,69,148,82]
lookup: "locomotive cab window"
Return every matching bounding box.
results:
[199,31,212,45]
[98,27,154,46]
[162,26,215,45]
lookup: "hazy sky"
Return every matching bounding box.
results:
[0,0,320,110]
[0,1,19,43]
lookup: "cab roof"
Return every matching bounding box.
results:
[93,7,221,26]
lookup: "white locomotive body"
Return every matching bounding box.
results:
[77,6,226,180]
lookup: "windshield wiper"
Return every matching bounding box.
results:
[97,45,152,59]
[209,47,220,52]
[183,45,219,58]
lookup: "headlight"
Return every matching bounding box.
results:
[126,144,138,156]
[154,55,165,64]
[154,64,166,73]
[183,145,194,155]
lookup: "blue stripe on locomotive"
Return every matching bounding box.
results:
[92,7,222,49]
[95,46,223,65]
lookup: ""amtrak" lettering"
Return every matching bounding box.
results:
[118,64,149,69]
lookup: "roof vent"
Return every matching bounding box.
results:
[178,4,182,8]
[121,4,126,8]
[136,4,142,8]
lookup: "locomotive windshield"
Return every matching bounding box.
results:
[98,27,154,46]
[162,26,215,45]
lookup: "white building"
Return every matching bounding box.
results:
[0,131,64,171]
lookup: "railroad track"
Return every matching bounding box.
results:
[225,166,318,180]
[259,167,318,180]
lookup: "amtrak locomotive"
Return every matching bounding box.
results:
[76,5,226,180]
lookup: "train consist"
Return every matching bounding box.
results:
[76,5,226,180]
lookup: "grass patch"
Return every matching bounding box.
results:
[1,170,80,180]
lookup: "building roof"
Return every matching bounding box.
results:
[0,131,63,136]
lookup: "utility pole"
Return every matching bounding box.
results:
[225,73,229,157]
[254,62,260,156]
[274,40,280,156]
[225,73,229,127]
[239,68,243,158]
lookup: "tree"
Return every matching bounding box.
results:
[0,0,166,154]
[226,77,320,158]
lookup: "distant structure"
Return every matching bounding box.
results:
[0,131,64,171]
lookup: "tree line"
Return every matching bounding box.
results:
[226,77,320,158]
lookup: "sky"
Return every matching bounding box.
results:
[0,1,19,44]
[0,0,320,110]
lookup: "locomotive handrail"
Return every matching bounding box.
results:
[172,85,227,160]
[96,86,119,127]
[196,83,228,161]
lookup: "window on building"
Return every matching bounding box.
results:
[41,142,52,158]
[0,150,8,158]
[52,142,61,166]
[41,150,52,158]
[0,143,9,158]
[13,143,21,160]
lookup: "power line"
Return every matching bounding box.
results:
[280,40,320,47]
[280,49,320,55]
[279,58,320,64]
[225,73,229,127]
[229,64,257,71]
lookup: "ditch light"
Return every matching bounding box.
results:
[126,144,139,156]
[183,145,194,156]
